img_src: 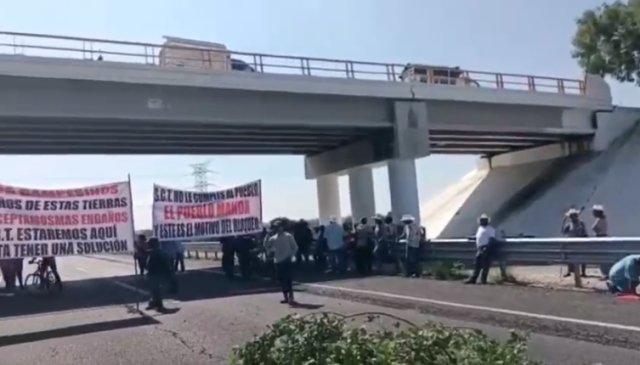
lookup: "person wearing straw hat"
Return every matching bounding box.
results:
[464,214,496,284]
[399,214,421,277]
[562,208,588,278]
[591,204,611,278]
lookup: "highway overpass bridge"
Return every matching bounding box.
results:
[0,31,614,226]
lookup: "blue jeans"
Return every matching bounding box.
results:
[609,277,639,294]
[327,249,346,273]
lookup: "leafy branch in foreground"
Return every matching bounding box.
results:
[230,312,543,365]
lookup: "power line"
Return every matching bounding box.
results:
[190,160,218,192]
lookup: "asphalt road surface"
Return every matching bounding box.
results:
[0,256,639,365]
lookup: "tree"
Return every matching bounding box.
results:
[572,0,640,83]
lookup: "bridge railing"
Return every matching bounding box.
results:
[0,31,585,95]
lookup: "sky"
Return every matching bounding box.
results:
[0,0,639,229]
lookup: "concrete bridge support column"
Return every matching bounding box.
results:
[316,174,341,225]
[388,158,421,228]
[348,166,376,222]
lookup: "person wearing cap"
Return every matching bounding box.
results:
[606,254,640,296]
[324,216,346,274]
[562,208,588,278]
[464,214,496,284]
[591,204,610,278]
[399,214,421,277]
[354,217,374,275]
[264,220,299,304]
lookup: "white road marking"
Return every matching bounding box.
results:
[109,280,151,296]
[75,266,90,273]
[306,283,640,333]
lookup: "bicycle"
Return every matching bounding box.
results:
[24,258,58,294]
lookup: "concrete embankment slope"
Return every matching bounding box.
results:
[423,107,640,238]
[422,160,556,238]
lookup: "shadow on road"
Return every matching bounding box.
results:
[0,260,360,319]
[0,315,161,347]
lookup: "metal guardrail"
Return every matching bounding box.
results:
[427,237,640,287]
[184,242,221,260]
[0,31,585,94]
[183,237,640,287]
[427,237,640,266]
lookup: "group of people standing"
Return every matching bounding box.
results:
[254,213,426,304]
[1,256,63,292]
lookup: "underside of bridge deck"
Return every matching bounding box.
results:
[0,117,593,155]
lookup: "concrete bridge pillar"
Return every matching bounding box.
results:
[388,158,421,228]
[316,174,341,225]
[348,166,376,222]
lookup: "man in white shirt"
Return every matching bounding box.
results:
[264,221,298,304]
[465,214,496,284]
[399,214,422,277]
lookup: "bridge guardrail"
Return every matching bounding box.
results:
[0,31,584,94]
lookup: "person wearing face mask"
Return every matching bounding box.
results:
[399,214,421,278]
[464,214,496,284]
[562,208,587,278]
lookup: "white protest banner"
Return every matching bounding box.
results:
[152,180,262,240]
[0,181,135,259]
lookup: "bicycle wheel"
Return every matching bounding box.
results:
[24,273,42,293]
[43,271,58,293]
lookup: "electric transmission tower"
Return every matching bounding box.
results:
[190,160,217,192]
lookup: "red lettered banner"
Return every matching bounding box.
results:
[152,180,262,240]
[0,181,135,259]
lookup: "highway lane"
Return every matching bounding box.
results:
[0,256,639,364]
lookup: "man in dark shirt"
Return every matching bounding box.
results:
[146,237,172,311]
[134,235,149,276]
[220,236,236,279]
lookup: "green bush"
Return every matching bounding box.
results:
[430,261,467,280]
[230,313,543,365]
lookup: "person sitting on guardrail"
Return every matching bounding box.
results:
[562,208,588,278]
[325,217,346,274]
[464,214,496,285]
[400,214,421,278]
[606,254,640,296]
[591,205,610,279]
[264,220,299,304]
